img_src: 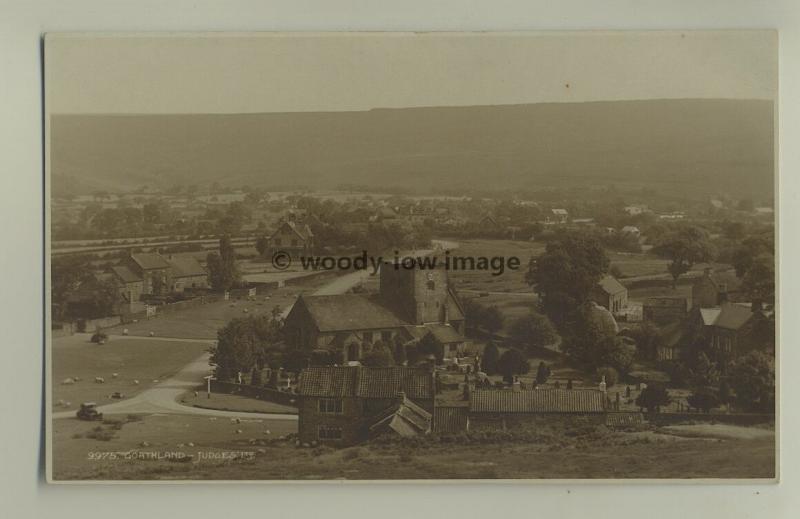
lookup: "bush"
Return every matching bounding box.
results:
[90,332,108,343]
[687,387,719,413]
[635,383,671,412]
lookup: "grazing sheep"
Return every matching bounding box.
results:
[94,377,105,384]
[149,331,155,337]
[236,429,243,434]
[133,379,140,385]
[122,328,129,335]
[112,373,119,378]
[61,378,75,385]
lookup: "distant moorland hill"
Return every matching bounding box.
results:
[50,98,774,200]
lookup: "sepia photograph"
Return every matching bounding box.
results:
[44,31,777,482]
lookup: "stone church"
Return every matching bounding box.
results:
[283,261,467,363]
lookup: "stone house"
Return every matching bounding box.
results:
[691,268,740,308]
[166,255,208,292]
[127,252,172,296]
[110,265,144,305]
[297,365,435,446]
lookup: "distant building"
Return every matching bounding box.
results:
[643,297,687,324]
[166,255,208,292]
[267,221,315,258]
[110,265,144,305]
[297,366,435,445]
[620,225,641,238]
[591,275,628,315]
[549,208,569,224]
[127,253,172,296]
[691,268,740,308]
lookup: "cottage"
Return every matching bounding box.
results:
[297,365,435,445]
[591,275,628,315]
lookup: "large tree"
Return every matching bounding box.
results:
[210,314,283,380]
[497,348,530,384]
[481,341,500,375]
[526,232,609,328]
[651,225,716,287]
[729,351,775,413]
[207,234,241,291]
[508,311,559,352]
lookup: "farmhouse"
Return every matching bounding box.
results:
[284,261,467,362]
[127,253,172,296]
[297,365,435,445]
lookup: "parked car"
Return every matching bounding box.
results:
[76,402,103,421]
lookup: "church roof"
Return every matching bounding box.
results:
[295,294,406,333]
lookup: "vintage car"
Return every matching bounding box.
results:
[76,402,103,421]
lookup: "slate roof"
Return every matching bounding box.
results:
[368,396,432,438]
[426,323,465,344]
[167,256,206,278]
[297,294,406,333]
[470,389,607,413]
[596,275,627,296]
[697,302,755,331]
[130,253,171,270]
[111,265,141,284]
[433,406,469,434]
[298,366,434,400]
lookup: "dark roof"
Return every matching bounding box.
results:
[433,406,469,434]
[296,294,406,333]
[272,220,312,241]
[369,396,432,437]
[111,265,141,284]
[713,303,755,330]
[167,256,206,278]
[298,366,434,400]
[130,253,171,270]
[425,323,465,344]
[470,389,607,413]
[596,275,627,296]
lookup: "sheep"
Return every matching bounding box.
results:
[61,378,75,385]
[94,377,105,384]
[133,379,140,385]
[112,373,119,378]
[122,329,129,336]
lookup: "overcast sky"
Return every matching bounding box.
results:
[45,31,776,114]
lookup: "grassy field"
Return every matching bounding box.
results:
[448,239,544,293]
[51,413,775,481]
[107,281,326,340]
[179,391,298,415]
[52,336,210,410]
